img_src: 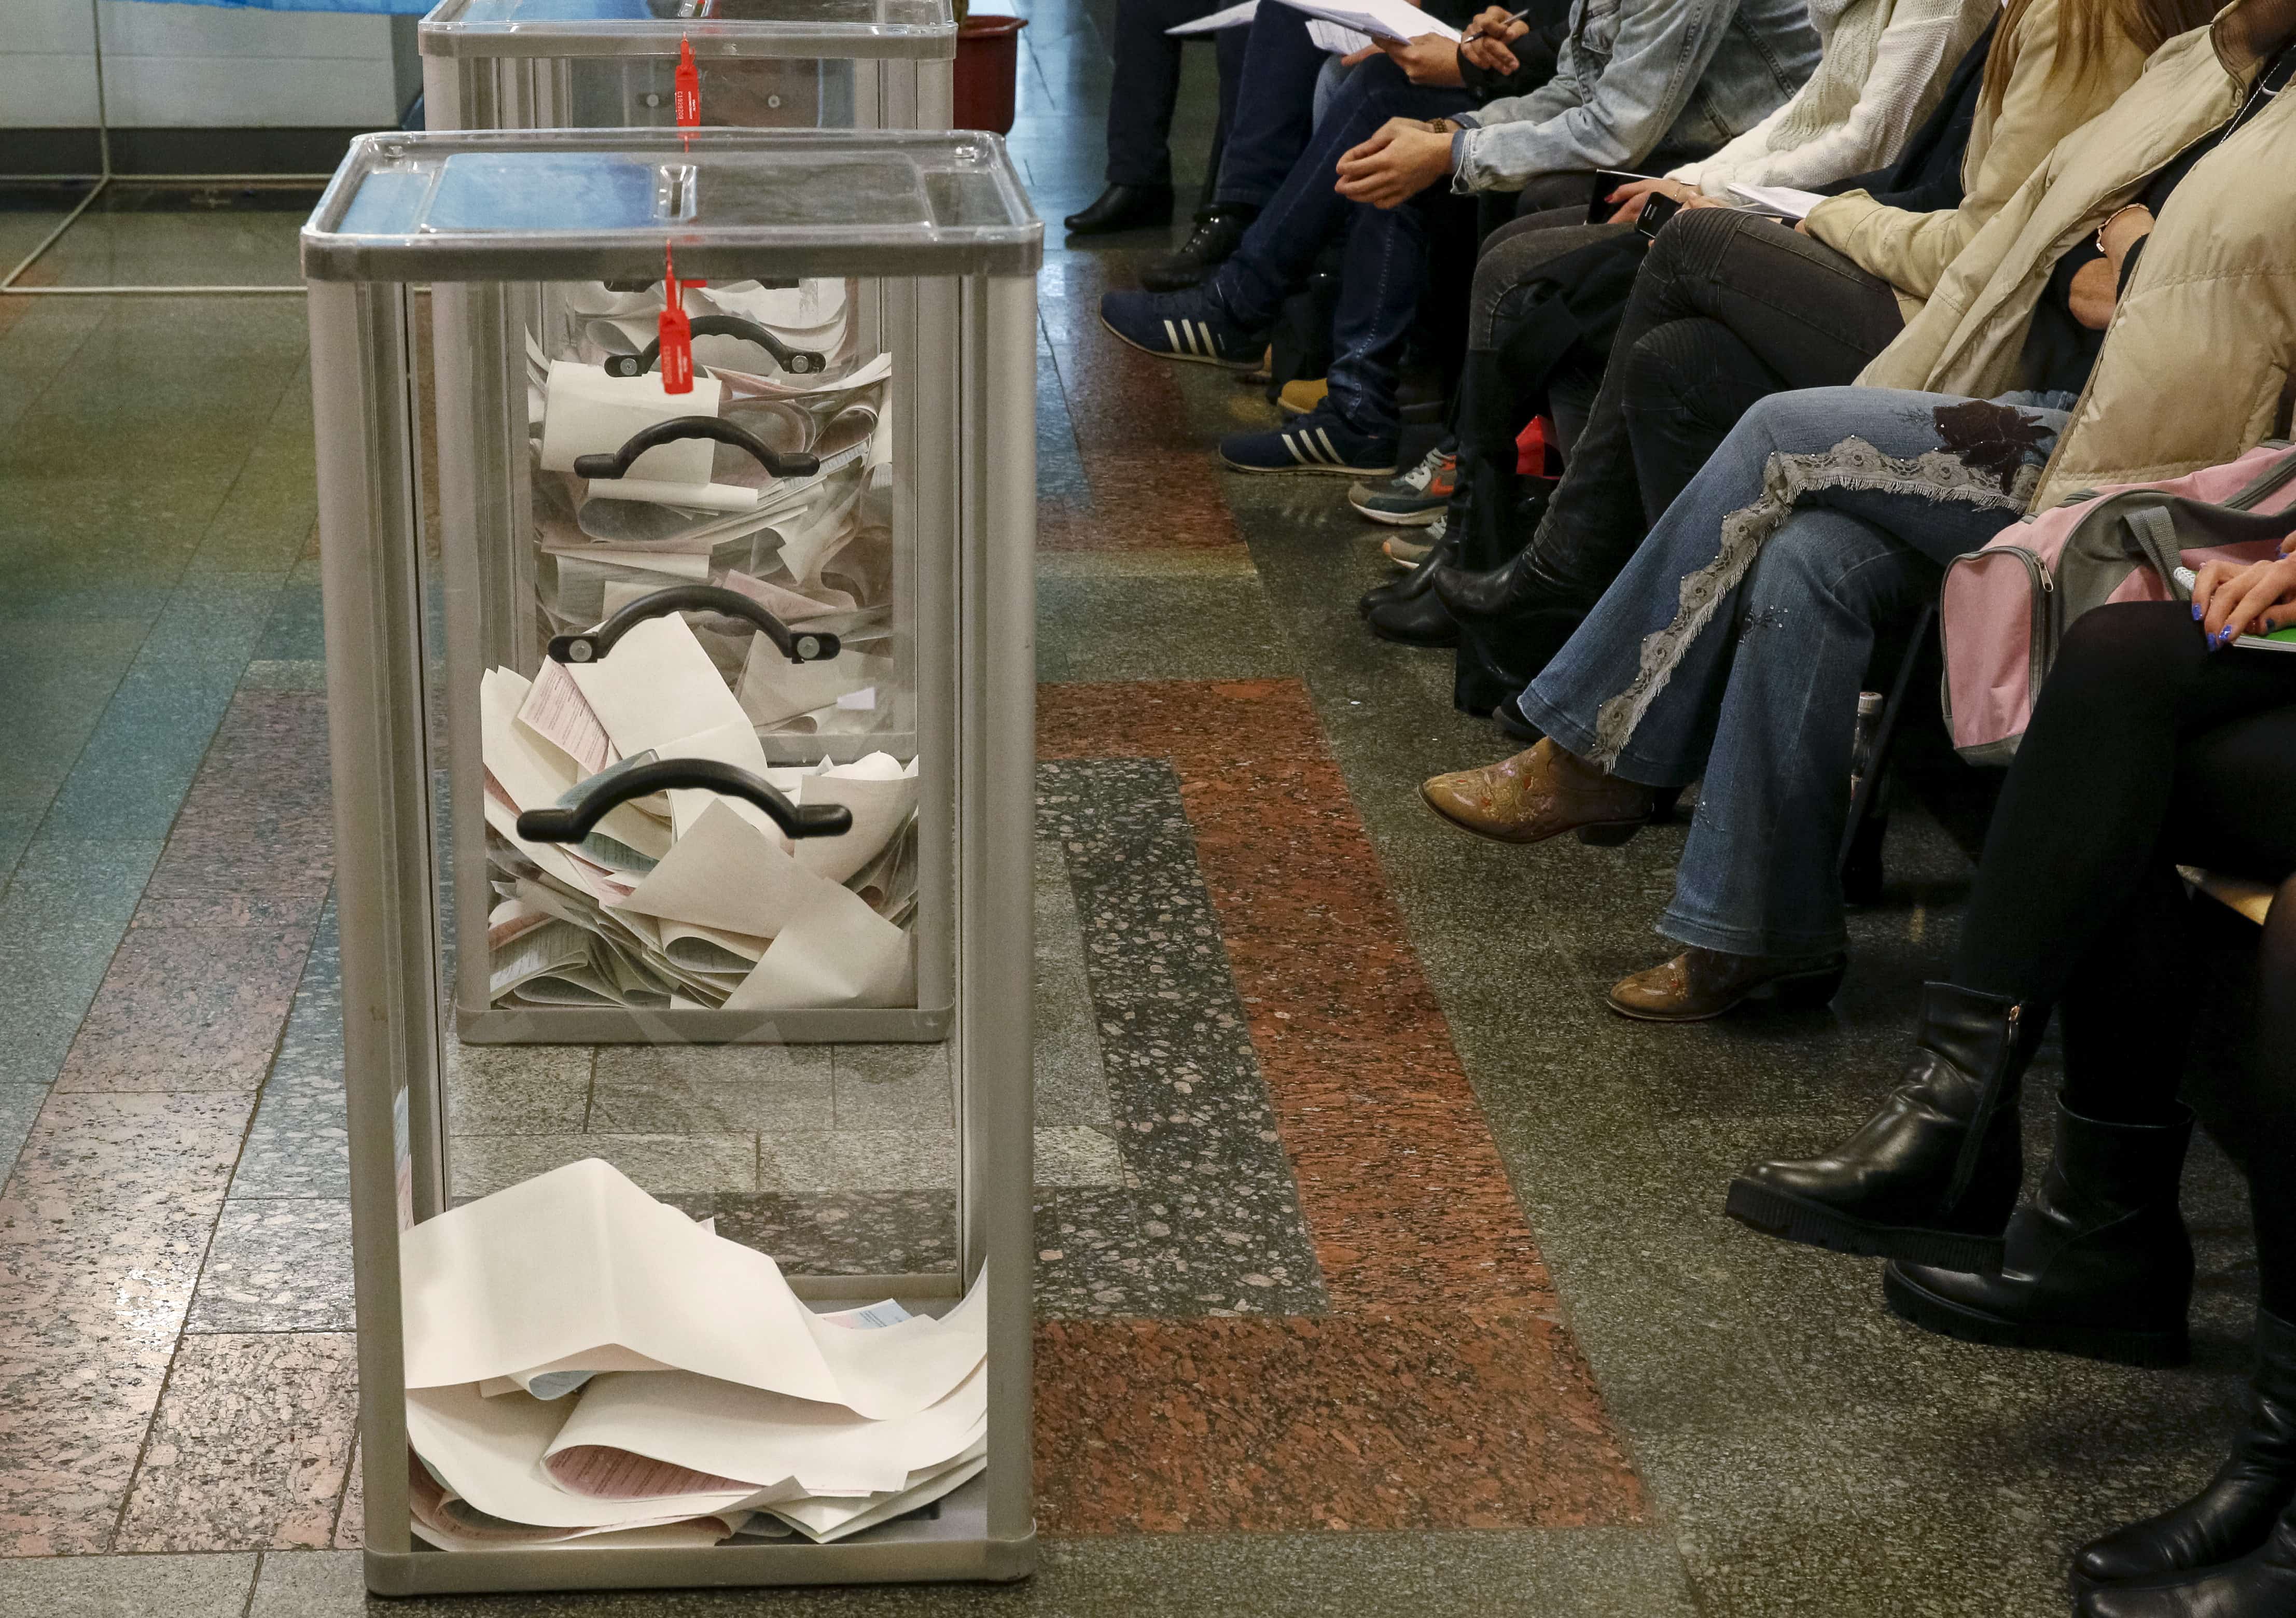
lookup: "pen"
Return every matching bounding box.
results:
[1462,5,1532,44]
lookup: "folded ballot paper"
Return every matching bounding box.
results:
[1270,0,1459,44]
[478,613,919,1012]
[401,1160,988,1547]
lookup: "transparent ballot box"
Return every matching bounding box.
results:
[301,128,1039,1594]
[420,0,957,135]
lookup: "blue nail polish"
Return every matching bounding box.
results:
[2193,601,2205,619]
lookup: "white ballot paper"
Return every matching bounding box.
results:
[1272,0,1458,43]
[401,1158,986,1419]
[1725,183,1827,219]
[1167,0,1258,30]
[725,878,915,1010]
[563,613,754,759]
[538,362,725,485]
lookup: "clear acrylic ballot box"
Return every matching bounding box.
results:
[420,0,957,136]
[301,128,1039,1593]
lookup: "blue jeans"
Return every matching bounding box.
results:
[1516,386,2072,958]
[1214,4,1342,209]
[1210,53,1468,437]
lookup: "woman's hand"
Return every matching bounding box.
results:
[1459,5,1528,73]
[1334,118,1458,209]
[2099,204,2155,266]
[2192,554,2296,645]
[2070,205,2156,331]
[1601,176,1696,224]
[1341,31,1466,84]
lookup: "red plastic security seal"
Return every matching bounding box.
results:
[658,245,694,395]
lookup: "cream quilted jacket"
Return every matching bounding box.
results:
[1858,0,2296,508]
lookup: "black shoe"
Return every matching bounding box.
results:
[1725,983,2044,1272]
[1494,688,1542,742]
[1885,1099,2194,1367]
[1360,521,1453,616]
[1366,587,1459,648]
[1140,204,1256,291]
[2072,1309,2296,1602]
[1065,184,1175,236]
[2078,1496,2296,1616]
[1433,548,1588,701]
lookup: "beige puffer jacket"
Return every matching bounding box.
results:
[1860,0,2296,508]
[1804,0,2154,313]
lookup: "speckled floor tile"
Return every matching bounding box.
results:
[186,1200,353,1334]
[674,1190,959,1275]
[1034,1309,1641,1533]
[831,1041,954,1127]
[334,1440,362,1549]
[114,1331,359,1553]
[0,1550,258,1618]
[54,924,313,1093]
[0,1086,47,1180]
[1040,686,1559,1316]
[0,1091,254,1555]
[137,690,332,916]
[1034,836,1114,1128]
[1037,758,1325,1317]
[441,1039,593,1135]
[0,833,166,1090]
[447,1133,757,1199]
[231,898,346,1200]
[590,1043,833,1133]
[247,1548,364,1617]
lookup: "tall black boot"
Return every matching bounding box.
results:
[1431,551,1586,715]
[1726,983,2045,1272]
[1884,1099,2194,1367]
[2072,1310,2296,1605]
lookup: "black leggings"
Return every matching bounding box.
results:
[1950,602,2296,1310]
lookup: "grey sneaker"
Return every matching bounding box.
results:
[1382,515,1444,569]
[1347,442,1456,526]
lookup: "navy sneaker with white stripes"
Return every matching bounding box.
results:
[1098,286,1263,370]
[1218,404,1398,478]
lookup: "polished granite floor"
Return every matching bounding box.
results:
[0,7,2269,1615]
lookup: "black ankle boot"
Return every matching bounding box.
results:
[2078,1499,2296,1617]
[2072,1310,2296,1602]
[1884,1099,2193,1366]
[1140,204,1256,291]
[1726,983,2044,1271]
[1366,588,1460,648]
[1360,529,1455,616]
[1063,184,1175,236]
[1435,550,1587,710]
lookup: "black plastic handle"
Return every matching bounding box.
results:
[548,583,840,667]
[572,416,821,482]
[517,759,852,844]
[603,315,827,379]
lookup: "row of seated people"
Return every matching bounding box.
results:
[1076,0,2296,1608]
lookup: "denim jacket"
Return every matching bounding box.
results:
[1450,0,1819,191]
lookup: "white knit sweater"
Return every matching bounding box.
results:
[1668,0,1995,195]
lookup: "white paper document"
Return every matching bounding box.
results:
[1725,183,1827,219]
[1167,0,1258,31]
[538,362,725,485]
[1271,0,1457,44]
[401,1158,986,1419]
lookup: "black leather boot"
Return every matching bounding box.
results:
[1360,528,1455,616]
[2072,1309,2296,1603]
[1063,184,1175,236]
[1885,1099,2193,1366]
[1366,588,1460,648]
[1726,983,2044,1272]
[1434,549,1588,710]
[1140,205,1257,291]
[2079,1500,2296,1617]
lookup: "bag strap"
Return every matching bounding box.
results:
[2123,506,2189,596]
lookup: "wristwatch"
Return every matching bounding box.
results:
[1426,118,1460,135]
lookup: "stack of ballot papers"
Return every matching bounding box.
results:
[402,1160,989,1549]
[481,611,919,1012]
[1271,0,1459,44]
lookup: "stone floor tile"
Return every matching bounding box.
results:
[1031,1124,1122,1187]
[0,1091,254,1555]
[1033,837,1112,1128]
[186,1200,353,1334]
[589,1043,833,1134]
[830,1041,954,1128]
[247,1549,366,1617]
[54,924,313,1093]
[231,900,345,1199]
[0,1551,258,1618]
[447,1134,757,1199]
[0,1086,48,1180]
[333,1440,363,1550]
[677,1189,959,1275]
[0,834,166,1090]
[441,1040,593,1135]
[115,1331,359,1553]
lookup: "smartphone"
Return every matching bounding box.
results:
[1634,191,1683,238]
[1587,169,1658,224]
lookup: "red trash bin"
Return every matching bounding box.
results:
[954,13,1028,135]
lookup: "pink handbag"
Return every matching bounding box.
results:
[1939,442,2296,763]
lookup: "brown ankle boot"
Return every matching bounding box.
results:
[1419,738,1657,846]
[1606,947,1848,1023]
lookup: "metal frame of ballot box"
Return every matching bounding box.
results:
[301,128,1039,1594]
[421,0,957,135]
